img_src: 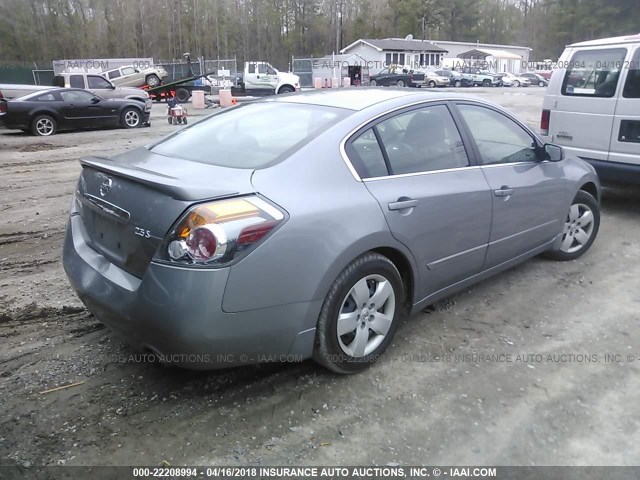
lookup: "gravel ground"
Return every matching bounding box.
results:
[1,88,639,467]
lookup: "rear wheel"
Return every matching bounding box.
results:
[514,80,520,87]
[482,79,491,87]
[454,80,462,87]
[313,252,405,374]
[182,117,187,125]
[396,79,405,87]
[370,79,377,87]
[167,116,173,124]
[175,88,190,103]
[428,80,436,88]
[121,108,141,128]
[31,114,57,136]
[545,191,600,261]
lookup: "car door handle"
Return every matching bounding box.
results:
[494,187,514,197]
[388,199,418,211]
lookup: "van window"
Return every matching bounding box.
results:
[562,48,627,97]
[623,49,640,98]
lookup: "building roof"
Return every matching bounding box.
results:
[457,48,523,60]
[341,38,448,54]
[430,40,531,52]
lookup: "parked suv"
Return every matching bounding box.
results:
[53,73,152,113]
[101,65,168,88]
[540,33,640,183]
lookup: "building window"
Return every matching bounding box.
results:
[385,52,406,66]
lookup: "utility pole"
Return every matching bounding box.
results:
[335,0,342,53]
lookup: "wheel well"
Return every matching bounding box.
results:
[128,97,146,104]
[277,84,294,94]
[30,111,58,125]
[371,247,414,310]
[579,181,598,201]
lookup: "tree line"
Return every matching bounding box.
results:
[0,0,637,69]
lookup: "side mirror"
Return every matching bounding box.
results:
[91,96,100,104]
[543,143,563,162]
[109,84,116,90]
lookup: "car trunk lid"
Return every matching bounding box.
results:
[76,149,255,278]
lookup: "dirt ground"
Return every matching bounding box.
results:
[1,88,640,468]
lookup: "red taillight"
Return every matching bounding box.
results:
[540,109,550,136]
[186,227,219,262]
[237,220,278,247]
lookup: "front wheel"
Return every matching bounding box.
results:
[121,108,142,128]
[396,79,405,87]
[277,85,295,94]
[313,252,405,374]
[428,80,436,88]
[545,191,600,261]
[514,80,520,87]
[482,79,491,87]
[539,81,545,87]
[146,74,161,87]
[370,79,377,87]
[454,80,462,87]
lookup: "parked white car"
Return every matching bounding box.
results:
[499,72,531,87]
[101,65,168,88]
[540,33,640,184]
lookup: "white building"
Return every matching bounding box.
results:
[340,38,531,74]
[339,38,448,74]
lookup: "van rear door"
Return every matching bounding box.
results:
[609,46,640,167]
[547,46,627,162]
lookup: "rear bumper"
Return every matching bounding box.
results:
[62,214,319,369]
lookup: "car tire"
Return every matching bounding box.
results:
[428,80,436,88]
[175,88,190,103]
[182,117,187,125]
[146,74,161,87]
[539,81,545,87]
[370,80,377,87]
[277,85,295,94]
[31,114,57,136]
[454,80,462,87]
[397,80,405,87]
[545,191,600,261]
[167,116,173,125]
[121,108,142,129]
[482,79,491,87]
[313,252,405,374]
[514,80,520,87]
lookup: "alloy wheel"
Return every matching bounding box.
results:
[124,110,140,127]
[560,203,595,253]
[36,118,54,136]
[337,274,395,357]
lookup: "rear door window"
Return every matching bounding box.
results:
[623,49,640,98]
[108,70,122,79]
[562,48,627,97]
[69,75,84,88]
[122,67,136,76]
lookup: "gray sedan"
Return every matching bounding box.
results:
[63,89,600,373]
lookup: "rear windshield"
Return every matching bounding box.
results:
[151,102,348,168]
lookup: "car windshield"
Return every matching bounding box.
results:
[151,102,348,169]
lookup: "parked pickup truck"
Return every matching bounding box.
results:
[54,73,152,111]
[234,61,301,95]
[0,74,152,112]
[369,66,426,87]
[460,67,500,87]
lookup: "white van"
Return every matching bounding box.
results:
[540,33,640,183]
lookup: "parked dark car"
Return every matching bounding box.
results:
[369,68,425,87]
[0,88,150,136]
[520,72,549,87]
[435,69,473,87]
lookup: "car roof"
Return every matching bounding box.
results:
[569,32,640,47]
[14,88,94,101]
[266,88,471,111]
